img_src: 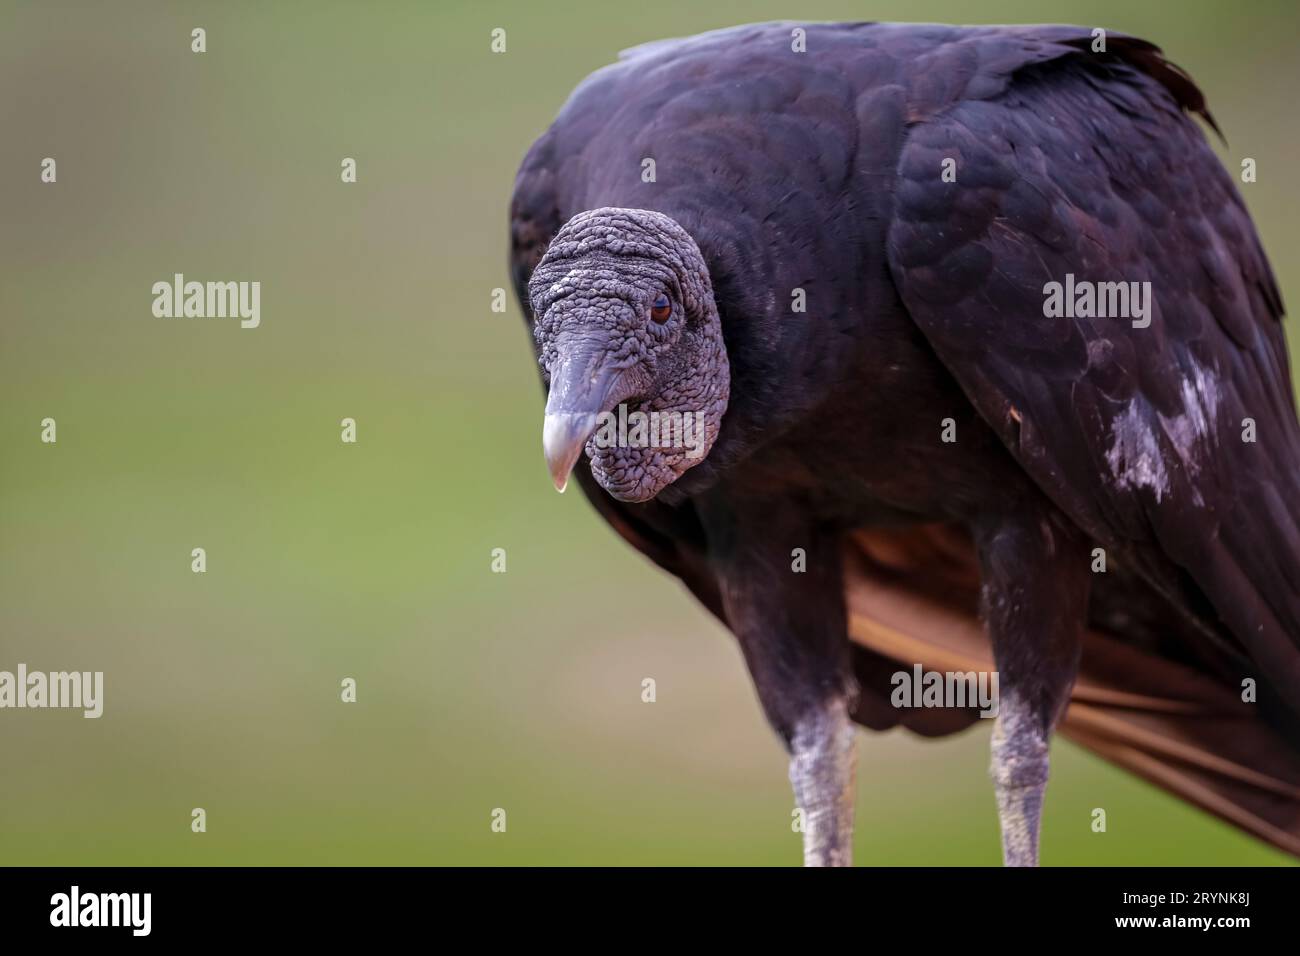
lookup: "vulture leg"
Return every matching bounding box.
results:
[703,502,859,866]
[974,510,1089,866]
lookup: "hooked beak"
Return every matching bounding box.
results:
[542,356,621,493]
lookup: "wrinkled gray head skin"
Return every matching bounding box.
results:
[528,207,730,503]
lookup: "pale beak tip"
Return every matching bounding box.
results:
[543,411,596,497]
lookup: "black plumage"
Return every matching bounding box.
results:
[509,21,1300,864]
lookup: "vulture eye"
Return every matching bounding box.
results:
[650,294,672,324]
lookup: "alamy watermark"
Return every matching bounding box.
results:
[1043,273,1151,329]
[590,403,706,458]
[891,665,999,718]
[50,886,150,936]
[152,273,260,328]
[0,664,103,718]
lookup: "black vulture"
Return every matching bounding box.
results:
[508,21,1300,865]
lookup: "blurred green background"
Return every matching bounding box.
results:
[1,0,1296,865]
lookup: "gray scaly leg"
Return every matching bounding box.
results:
[975,507,1089,867]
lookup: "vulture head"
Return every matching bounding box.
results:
[528,207,730,502]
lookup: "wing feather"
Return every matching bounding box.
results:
[886,45,1300,708]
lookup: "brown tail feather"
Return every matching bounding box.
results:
[844,528,1300,859]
